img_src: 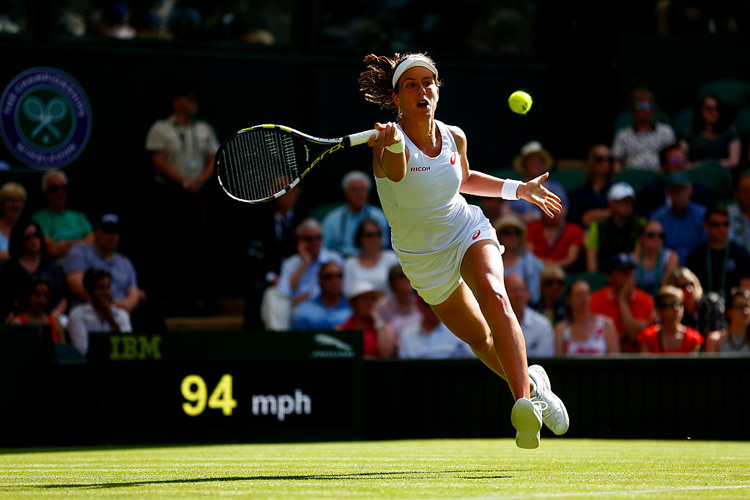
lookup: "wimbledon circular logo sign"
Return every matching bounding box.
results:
[0,67,92,170]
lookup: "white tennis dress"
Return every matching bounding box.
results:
[375,120,502,304]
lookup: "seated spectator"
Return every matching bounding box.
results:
[531,264,567,326]
[636,285,703,354]
[478,196,509,224]
[667,266,726,338]
[686,204,750,300]
[637,144,713,217]
[292,262,352,331]
[261,218,343,331]
[336,281,395,359]
[729,170,750,254]
[632,219,679,297]
[343,218,398,297]
[705,287,750,354]
[526,184,584,273]
[590,253,655,353]
[585,182,645,272]
[0,220,69,323]
[12,277,67,344]
[495,214,544,303]
[68,268,132,355]
[321,171,389,258]
[0,181,27,265]
[377,264,421,340]
[555,279,619,355]
[244,183,307,330]
[566,144,614,229]
[506,273,554,358]
[32,170,93,261]
[651,173,707,264]
[508,141,565,224]
[679,94,741,170]
[612,87,675,171]
[63,213,161,331]
[398,295,475,359]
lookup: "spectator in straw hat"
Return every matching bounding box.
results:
[336,281,395,358]
[509,141,565,224]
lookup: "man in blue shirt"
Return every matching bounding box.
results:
[322,171,389,257]
[292,262,351,331]
[651,173,707,264]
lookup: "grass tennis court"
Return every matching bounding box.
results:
[1,439,749,499]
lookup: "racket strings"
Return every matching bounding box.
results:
[219,129,300,201]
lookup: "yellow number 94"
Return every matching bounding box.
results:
[181,374,237,417]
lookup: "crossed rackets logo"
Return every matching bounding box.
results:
[0,67,92,169]
[22,94,69,145]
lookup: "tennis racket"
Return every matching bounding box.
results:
[215,124,377,203]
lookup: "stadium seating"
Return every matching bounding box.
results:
[612,169,663,195]
[697,78,750,109]
[565,271,608,292]
[682,163,734,204]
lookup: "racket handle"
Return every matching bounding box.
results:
[347,129,378,147]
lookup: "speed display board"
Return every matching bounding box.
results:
[87,330,363,444]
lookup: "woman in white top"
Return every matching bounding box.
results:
[555,279,620,355]
[359,52,567,449]
[343,218,399,297]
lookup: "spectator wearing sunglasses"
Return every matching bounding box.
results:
[667,266,725,338]
[566,144,615,229]
[611,88,675,172]
[686,204,750,299]
[31,170,93,261]
[679,95,740,171]
[651,172,707,264]
[261,218,343,330]
[632,220,679,297]
[342,218,398,298]
[531,264,567,327]
[636,285,703,354]
[495,214,544,303]
[292,261,352,331]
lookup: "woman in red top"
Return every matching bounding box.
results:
[14,277,66,343]
[336,281,395,358]
[636,285,703,354]
[526,185,584,273]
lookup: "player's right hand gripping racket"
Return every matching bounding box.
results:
[215,124,377,203]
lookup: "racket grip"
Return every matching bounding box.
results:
[347,129,378,147]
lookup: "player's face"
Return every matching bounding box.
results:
[394,67,438,119]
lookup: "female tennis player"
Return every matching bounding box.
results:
[359,53,568,449]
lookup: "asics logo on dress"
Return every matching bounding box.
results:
[472,230,481,240]
[450,151,457,165]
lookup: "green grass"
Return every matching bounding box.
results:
[1,439,749,499]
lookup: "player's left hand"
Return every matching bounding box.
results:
[518,172,563,218]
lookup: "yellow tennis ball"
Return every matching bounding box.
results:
[508,91,533,115]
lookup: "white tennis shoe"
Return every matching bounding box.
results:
[511,397,543,449]
[528,364,569,436]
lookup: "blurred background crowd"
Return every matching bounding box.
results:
[2,0,750,361]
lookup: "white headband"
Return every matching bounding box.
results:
[391,57,438,89]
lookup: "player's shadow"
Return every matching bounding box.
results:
[33,469,515,490]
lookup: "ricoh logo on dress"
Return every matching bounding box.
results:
[410,166,430,172]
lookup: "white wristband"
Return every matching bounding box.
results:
[501,179,522,200]
[385,139,404,154]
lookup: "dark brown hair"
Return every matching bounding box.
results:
[358,52,439,114]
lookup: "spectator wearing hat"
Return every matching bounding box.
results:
[494,214,544,303]
[62,213,157,329]
[336,281,395,358]
[506,273,555,358]
[585,182,646,272]
[686,204,750,300]
[398,294,475,359]
[637,144,713,218]
[651,172,707,264]
[145,84,220,315]
[32,170,93,261]
[509,141,565,224]
[590,252,655,353]
[292,261,352,331]
[611,87,675,172]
